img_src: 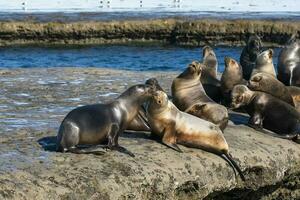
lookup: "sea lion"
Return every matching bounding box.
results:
[172,61,229,131]
[221,57,246,105]
[277,35,300,86]
[146,90,245,181]
[240,35,263,80]
[231,85,300,143]
[251,49,276,78]
[248,72,295,106]
[126,78,165,132]
[56,84,155,156]
[201,46,222,103]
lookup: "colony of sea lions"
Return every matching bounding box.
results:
[56,34,300,182]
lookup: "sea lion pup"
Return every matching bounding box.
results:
[126,78,164,132]
[221,57,246,105]
[201,46,222,103]
[56,84,155,156]
[248,72,295,106]
[251,49,276,78]
[240,35,263,80]
[277,34,300,86]
[231,85,300,143]
[146,90,245,181]
[172,61,228,131]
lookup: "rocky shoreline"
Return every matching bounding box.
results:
[0,68,300,199]
[0,19,299,47]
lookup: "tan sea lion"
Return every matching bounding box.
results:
[248,72,295,106]
[172,61,228,131]
[221,57,246,105]
[251,49,276,78]
[231,85,300,143]
[146,90,245,181]
[201,46,222,103]
[56,84,155,156]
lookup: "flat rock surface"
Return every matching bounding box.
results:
[0,68,300,199]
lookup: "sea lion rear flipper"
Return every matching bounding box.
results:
[162,123,183,153]
[221,153,245,181]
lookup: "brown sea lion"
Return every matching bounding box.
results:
[201,46,222,103]
[240,35,263,80]
[251,49,276,78]
[248,72,295,106]
[56,84,155,156]
[146,90,245,181]
[221,57,246,105]
[231,85,300,143]
[172,61,229,131]
[277,34,300,86]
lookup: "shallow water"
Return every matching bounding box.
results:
[0,45,280,72]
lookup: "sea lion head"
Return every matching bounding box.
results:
[145,78,164,92]
[224,57,242,73]
[123,84,156,102]
[230,85,252,109]
[248,73,263,90]
[148,90,169,114]
[202,45,216,59]
[178,61,203,79]
[256,49,273,66]
[247,35,262,53]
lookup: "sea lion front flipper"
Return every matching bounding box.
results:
[162,122,182,153]
[68,146,106,155]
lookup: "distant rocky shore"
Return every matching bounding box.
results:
[0,19,299,47]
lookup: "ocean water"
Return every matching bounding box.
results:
[0,45,280,72]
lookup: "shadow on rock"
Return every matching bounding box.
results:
[37,136,57,152]
[229,112,249,125]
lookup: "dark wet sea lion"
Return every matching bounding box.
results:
[277,35,300,86]
[221,57,246,105]
[248,72,295,106]
[231,85,300,143]
[240,35,263,80]
[146,90,245,181]
[56,84,155,156]
[172,61,228,131]
[201,46,222,103]
[251,49,276,78]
